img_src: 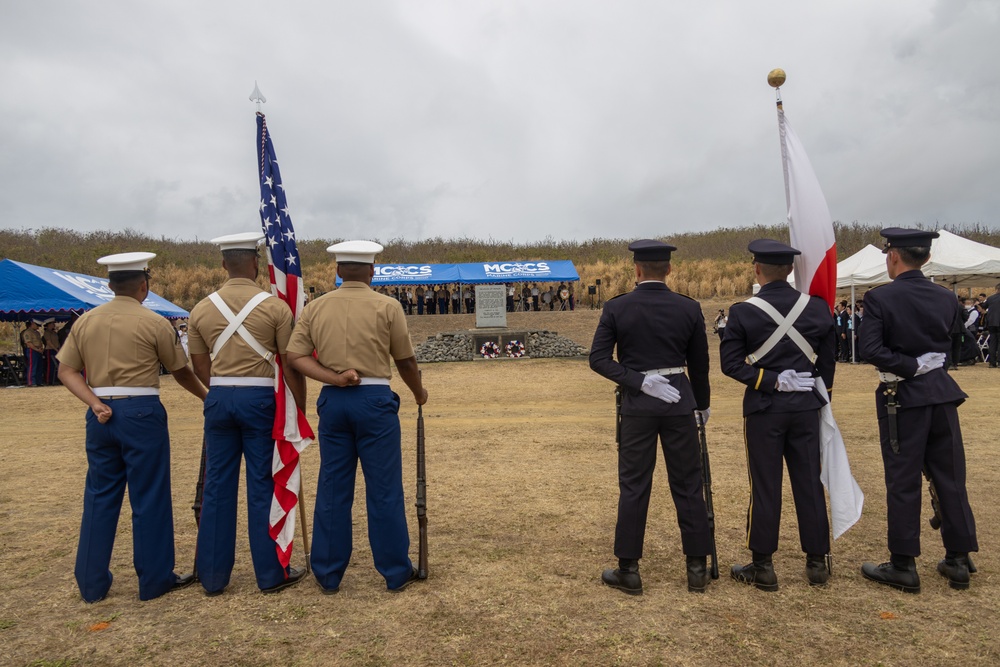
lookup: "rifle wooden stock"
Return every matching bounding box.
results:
[698,417,719,580]
[297,463,312,574]
[191,435,207,578]
[416,402,428,579]
[924,466,977,573]
[614,387,623,449]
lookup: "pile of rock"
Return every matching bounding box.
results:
[414,333,475,363]
[413,330,588,363]
[526,330,589,358]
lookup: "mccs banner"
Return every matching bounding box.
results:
[457,260,580,284]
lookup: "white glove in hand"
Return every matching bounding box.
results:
[915,351,946,376]
[776,369,815,392]
[640,374,681,404]
[695,408,711,426]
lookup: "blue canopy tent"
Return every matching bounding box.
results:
[332,260,580,314]
[0,259,189,322]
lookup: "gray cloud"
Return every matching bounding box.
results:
[1,0,997,245]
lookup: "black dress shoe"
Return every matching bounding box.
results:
[806,555,830,586]
[390,567,421,592]
[261,566,306,595]
[861,561,920,593]
[686,556,709,593]
[937,557,971,591]
[172,573,196,591]
[601,567,642,595]
[730,561,778,592]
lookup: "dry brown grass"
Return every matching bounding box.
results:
[2,310,999,666]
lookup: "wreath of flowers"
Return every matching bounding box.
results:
[505,340,526,358]
[480,341,501,358]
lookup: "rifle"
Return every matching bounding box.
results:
[614,386,623,450]
[923,466,977,573]
[416,383,429,579]
[697,414,719,579]
[191,435,208,579]
[297,464,312,574]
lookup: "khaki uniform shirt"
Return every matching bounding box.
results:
[43,329,60,351]
[187,278,293,379]
[57,296,188,388]
[287,281,414,379]
[23,327,44,352]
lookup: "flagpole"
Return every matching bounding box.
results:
[251,83,316,574]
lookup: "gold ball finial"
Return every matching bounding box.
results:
[767,68,786,88]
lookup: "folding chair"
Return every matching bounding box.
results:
[977,331,990,364]
[1,354,25,387]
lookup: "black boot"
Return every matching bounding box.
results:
[861,555,920,593]
[937,553,971,591]
[686,556,709,594]
[806,554,830,586]
[730,552,778,592]
[602,559,642,596]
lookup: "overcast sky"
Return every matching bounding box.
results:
[2,1,998,244]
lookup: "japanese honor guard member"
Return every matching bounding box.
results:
[720,240,836,591]
[56,252,206,603]
[859,228,978,593]
[589,239,713,595]
[186,232,308,595]
[287,240,428,593]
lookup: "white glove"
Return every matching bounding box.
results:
[915,352,946,376]
[640,375,681,404]
[695,408,711,426]
[776,369,815,392]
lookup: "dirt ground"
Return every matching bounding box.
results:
[2,309,999,666]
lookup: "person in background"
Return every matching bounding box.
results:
[713,310,728,339]
[985,283,1000,367]
[415,285,426,315]
[43,319,60,384]
[22,319,45,387]
[177,322,190,358]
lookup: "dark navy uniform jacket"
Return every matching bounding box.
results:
[859,269,967,414]
[720,281,836,416]
[589,281,710,416]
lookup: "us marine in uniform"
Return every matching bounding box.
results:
[720,240,836,590]
[57,252,206,602]
[859,228,978,592]
[287,240,428,593]
[186,232,308,596]
[589,239,713,595]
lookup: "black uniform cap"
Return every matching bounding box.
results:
[880,227,939,253]
[628,239,677,262]
[748,239,800,265]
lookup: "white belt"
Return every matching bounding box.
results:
[92,387,160,397]
[324,377,390,387]
[878,372,906,383]
[642,367,686,376]
[210,377,274,387]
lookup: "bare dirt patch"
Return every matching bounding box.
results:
[2,318,998,666]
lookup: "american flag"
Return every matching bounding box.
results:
[257,112,315,568]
